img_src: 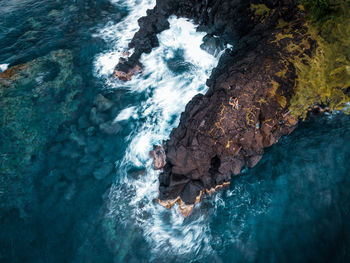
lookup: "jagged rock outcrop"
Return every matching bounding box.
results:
[113,0,259,77]
[117,0,315,216]
[149,145,166,170]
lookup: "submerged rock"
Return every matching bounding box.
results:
[89,107,107,125]
[93,94,114,112]
[84,137,102,154]
[69,129,86,147]
[78,115,90,130]
[93,162,114,180]
[99,120,122,135]
[76,162,95,178]
[86,126,96,136]
[0,49,83,176]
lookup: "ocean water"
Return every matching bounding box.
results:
[1,0,350,262]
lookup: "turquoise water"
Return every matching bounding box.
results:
[1,0,350,262]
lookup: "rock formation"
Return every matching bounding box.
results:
[115,0,337,216]
[149,145,166,170]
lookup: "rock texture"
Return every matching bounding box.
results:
[117,0,314,216]
[149,145,166,170]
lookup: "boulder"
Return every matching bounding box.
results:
[149,145,166,170]
[200,34,225,56]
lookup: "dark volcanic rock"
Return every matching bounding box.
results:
[122,0,312,216]
[149,145,166,170]
[200,34,225,56]
[113,0,257,75]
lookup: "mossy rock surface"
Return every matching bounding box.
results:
[289,0,350,118]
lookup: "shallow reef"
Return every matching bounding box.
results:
[0,50,83,213]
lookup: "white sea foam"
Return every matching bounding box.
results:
[114,106,137,122]
[95,0,225,259]
[94,0,155,78]
[0,63,9,72]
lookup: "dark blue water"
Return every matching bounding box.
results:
[1,1,350,262]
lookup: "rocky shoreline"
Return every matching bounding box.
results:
[118,0,319,216]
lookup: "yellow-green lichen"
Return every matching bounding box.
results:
[250,4,271,22]
[272,33,294,47]
[277,18,289,29]
[289,0,350,119]
[269,79,279,97]
[274,59,289,79]
[276,94,287,108]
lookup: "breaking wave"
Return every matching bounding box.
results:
[94,0,227,259]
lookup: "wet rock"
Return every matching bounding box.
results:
[149,145,166,170]
[200,34,225,56]
[93,162,114,180]
[112,64,142,81]
[93,94,114,112]
[247,155,263,168]
[180,182,202,204]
